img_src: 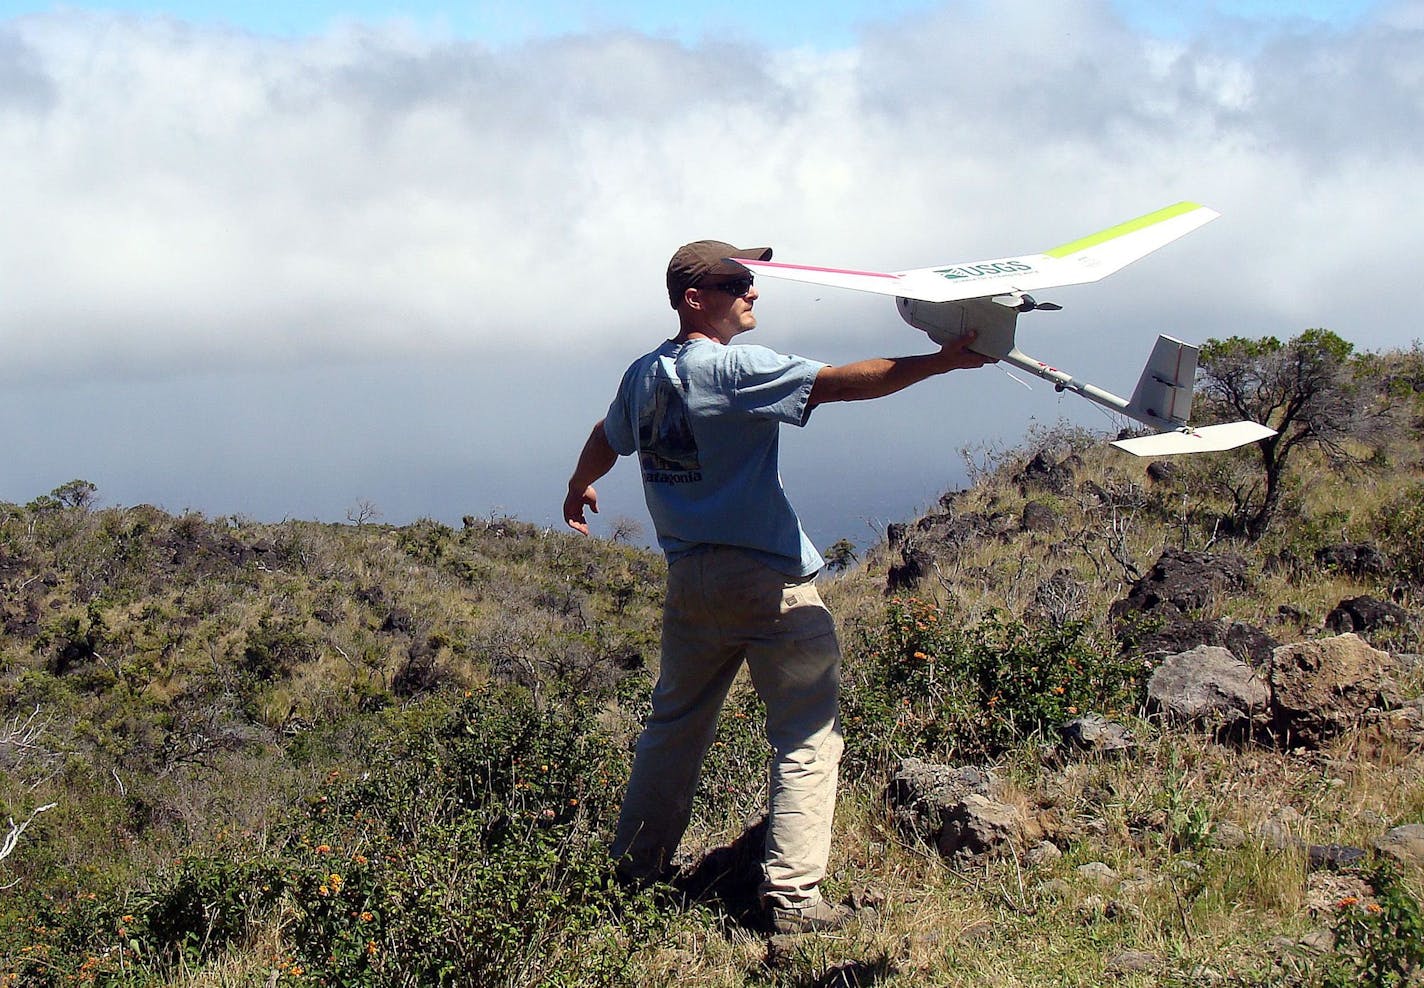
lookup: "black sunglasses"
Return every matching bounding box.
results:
[701,276,754,297]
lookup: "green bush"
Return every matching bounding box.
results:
[1374,484,1424,586]
[1321,863,1424,987]
[138,853,287,969]
[281,684,667,986]
[843,596,1140,773]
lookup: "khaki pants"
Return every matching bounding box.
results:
[611,546,844,907]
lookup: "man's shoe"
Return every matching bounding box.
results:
[766,898,855,934]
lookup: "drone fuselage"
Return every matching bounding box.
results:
[895,295,1019,359]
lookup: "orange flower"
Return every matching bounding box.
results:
[315,844,332,855]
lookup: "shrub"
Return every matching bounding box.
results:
[1321,863,1424,987]
[138,853,287,969]
[282,685,668,986]
[240,615,313,682]
[1374,484,1424,586]
[843,597,1140,773]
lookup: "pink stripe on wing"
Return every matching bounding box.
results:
[743,259,900,280]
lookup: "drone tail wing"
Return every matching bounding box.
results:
[1112,421,1278,456]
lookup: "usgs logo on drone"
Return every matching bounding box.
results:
[934,260,1035,280]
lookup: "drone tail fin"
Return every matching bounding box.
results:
[1126,334,1197,426]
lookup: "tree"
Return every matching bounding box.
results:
[608,516,644,545]
[1195,329,1388,538]
[346,499,382,527]
[50,479,98,511]
[824,538,858,573]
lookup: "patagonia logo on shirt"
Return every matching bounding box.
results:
[638,378,702,482]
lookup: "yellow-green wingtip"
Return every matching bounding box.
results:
[1045,201,1207,259]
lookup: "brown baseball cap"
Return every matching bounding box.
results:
[666,240,773,308]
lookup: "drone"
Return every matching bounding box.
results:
[739,202,1276,456]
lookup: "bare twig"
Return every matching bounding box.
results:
[1,802,58,867]
[0,705,49,761]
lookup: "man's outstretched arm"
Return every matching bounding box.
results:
[564,419,620,535]
[808,333,994,407]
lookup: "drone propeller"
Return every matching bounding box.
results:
[993,292,1062,313]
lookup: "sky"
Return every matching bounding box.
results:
[1,0,1420,554]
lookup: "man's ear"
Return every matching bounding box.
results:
[683,287,703,311]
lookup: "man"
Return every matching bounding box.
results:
[563,240,991,933]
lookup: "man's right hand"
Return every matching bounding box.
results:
[939,334,998,370]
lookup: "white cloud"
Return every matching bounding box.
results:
[1,1,1420,534]
[2,2,1420,387]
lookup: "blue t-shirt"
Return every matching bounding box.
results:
[603,338,827,577]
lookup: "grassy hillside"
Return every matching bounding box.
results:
[2,342,1422,986]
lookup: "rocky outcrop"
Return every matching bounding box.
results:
[1126,617,1279,670]
[1109,548,1251,623]
[885,504,1020,591]
[1020,500,1058,533]
[1016,449,1076,495]
[1315,543,1391,578]
[888,759,994,836]
[1146,645,1270,738]
[1145,460,1179,485]
[888,759,1050,863]
[1268,634,1397,748]
[1325,595,1411,637]
[1059,715,1136,758]
[1374,824,1424,869]
[1122,632,1414,752]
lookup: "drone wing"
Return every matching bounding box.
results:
[740,202,1219,304]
